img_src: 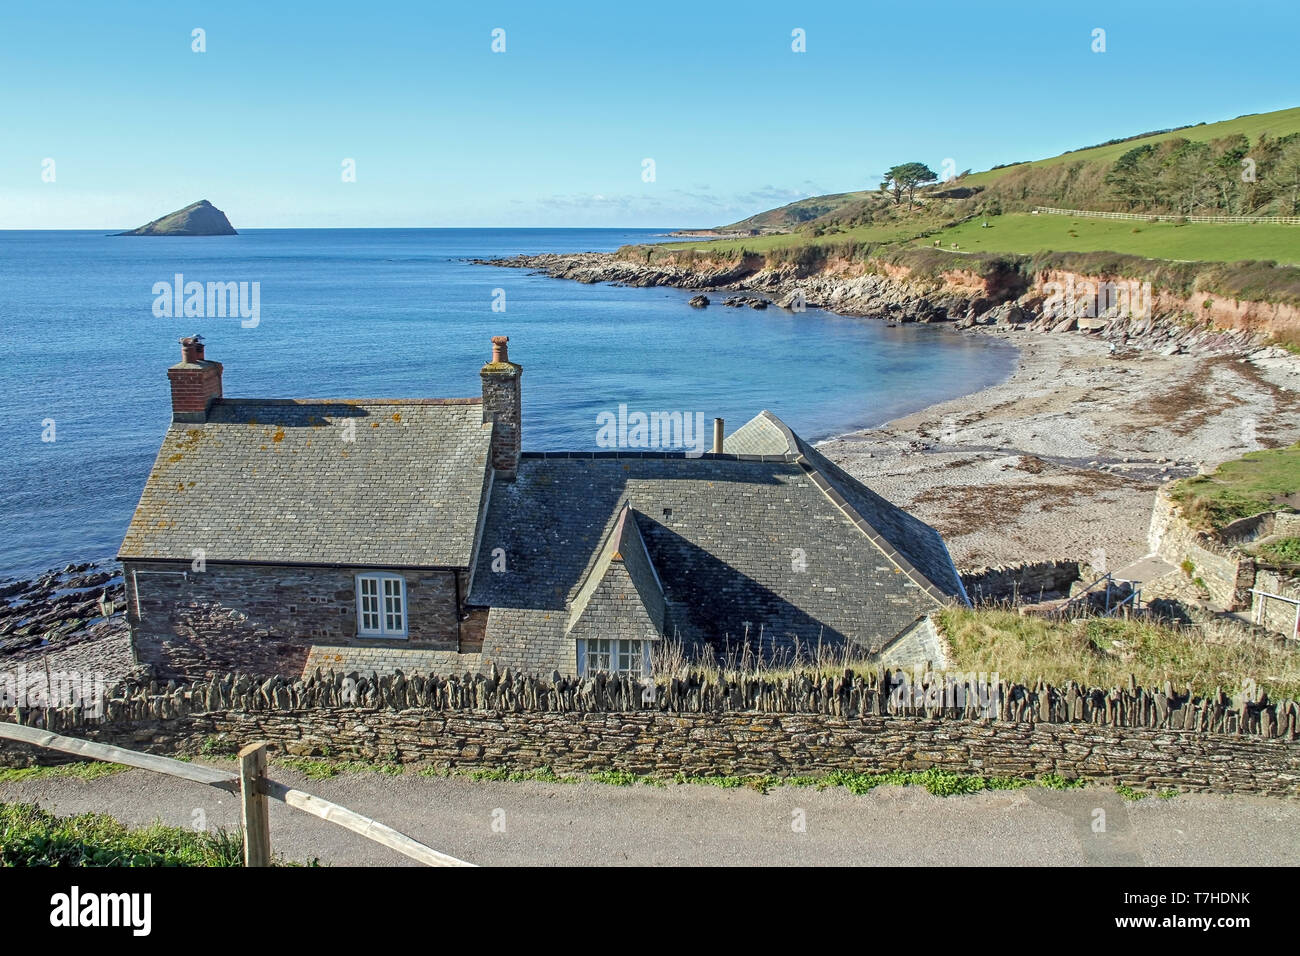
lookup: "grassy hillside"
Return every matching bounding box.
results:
[720,190,873,234]
[962,107,1300,188]
[705,106,1300,238]
[917,213,1300,265]
[665,211,1300,266]
[667,213,949,255]
[644,106,1300,316]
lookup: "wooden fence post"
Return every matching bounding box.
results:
[238,742,272,867]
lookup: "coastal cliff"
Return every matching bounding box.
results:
[116,199,237,236]
[479,249,1299,355]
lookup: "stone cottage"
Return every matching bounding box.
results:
[119,335,968,680]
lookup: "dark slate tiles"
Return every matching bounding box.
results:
[119,400,493,568]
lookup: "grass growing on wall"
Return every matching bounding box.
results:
[1255,536,1300,566]
[1169,443,1300,531]
[938,607,1300,699]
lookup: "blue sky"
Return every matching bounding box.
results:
[2,0,1296,228]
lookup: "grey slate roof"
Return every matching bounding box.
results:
[726,410,967,602]
[566,503,668,644]
[119,399,492,568]
[468,413,965,670]
[723,410,797,456]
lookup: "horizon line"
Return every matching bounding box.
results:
[0,225,690,232]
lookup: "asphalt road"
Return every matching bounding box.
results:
[3,764,1297,866]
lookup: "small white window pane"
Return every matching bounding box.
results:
[588,638,611,673]
[383,578,404,633]
[358,577,381,633]
[618,640,643,677]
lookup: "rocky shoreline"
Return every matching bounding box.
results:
[475,251,1287,355]
[479,250,1300,569]
[0,563,133,680]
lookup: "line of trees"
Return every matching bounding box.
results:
[1105,133,1300,216]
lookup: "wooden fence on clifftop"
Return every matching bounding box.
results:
[1035,206,1300,225]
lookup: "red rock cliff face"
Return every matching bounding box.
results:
[486,250,1297,346]
[1032,269,1300,340]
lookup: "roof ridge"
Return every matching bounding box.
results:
[215,397,482,406]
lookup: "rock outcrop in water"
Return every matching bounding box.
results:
[0,562,125,656]
[116,199,237,236]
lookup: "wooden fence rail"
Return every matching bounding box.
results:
[0,721,473,868]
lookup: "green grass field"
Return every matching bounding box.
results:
[656,212,1300,265]
[660,217,947,255]
[916,213,1300,265]
[1169,443,1300,530]
[961,106,1300,188]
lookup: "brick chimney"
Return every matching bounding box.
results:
[480,335,522,481]
[167,334,223,423]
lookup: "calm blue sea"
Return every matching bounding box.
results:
[0,228,1015,580]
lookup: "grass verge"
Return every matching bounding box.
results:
[0,801,246,866]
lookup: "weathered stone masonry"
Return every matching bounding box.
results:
[124,561,468,680]
[6,669,1298,797]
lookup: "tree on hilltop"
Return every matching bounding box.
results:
[881,163,939,208]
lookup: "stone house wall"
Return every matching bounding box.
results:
[124,561,468,680]
[961,561,1084,603]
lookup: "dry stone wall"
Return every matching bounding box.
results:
[4,667,1298,796]
[961,561,1084,604]
[1149,493,1257,610]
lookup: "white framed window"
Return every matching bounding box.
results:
[355,573,407,639]
[580,639,648,678]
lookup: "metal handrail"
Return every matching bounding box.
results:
[1054,572,1115,616]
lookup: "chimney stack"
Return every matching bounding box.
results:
[713,418,724,454]
[167,334,223,423]
[480,335,522,481]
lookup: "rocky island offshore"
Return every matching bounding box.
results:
[115,199,237,236]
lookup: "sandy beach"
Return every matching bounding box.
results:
[478,250,1300,573]
[818,330,1300,570]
